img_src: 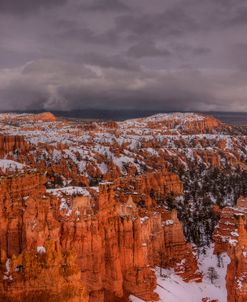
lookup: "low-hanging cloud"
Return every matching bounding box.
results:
[0,0,247,112]
[1,59,247,112]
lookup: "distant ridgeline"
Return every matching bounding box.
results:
[1,109,246,124]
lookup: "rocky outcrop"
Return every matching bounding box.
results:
[0,198,88,302]
[145,114,221,134]
[0,172,46,200]
[0,171,200,302]
[0,135,29,155]
[0,112,245,187]
[1,112,244,302]
[32,112,57,122]
[0,170,88,302]
[141,209,202,282]
[114,168,183,208]
[19,112,57,123]
[213,197,247,302]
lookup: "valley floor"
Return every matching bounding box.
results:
[130,245,230,302]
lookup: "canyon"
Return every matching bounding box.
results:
[0,112,246,302]
[214,196,247,302]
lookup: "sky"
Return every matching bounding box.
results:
[0,0,247,112]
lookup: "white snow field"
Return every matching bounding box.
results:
[130,245,230,302]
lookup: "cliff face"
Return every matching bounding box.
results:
[144,114,221,134]
[0,135,29,155]
[114,168,183,208]
[0,172,199,302]
[31,112,57,122]
[213,197,247,302]
[0,112,245,302]
[140,209,201,282]
[0,171,88,302]
[0,172,46,199]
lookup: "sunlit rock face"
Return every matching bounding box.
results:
[214,197,247,302]
[0,112,246,188]
[32,112,57,122]
[0,135,30,156]
[0,170,199,302]
[0,112,246,301]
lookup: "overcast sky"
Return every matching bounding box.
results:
[0,0,247,112]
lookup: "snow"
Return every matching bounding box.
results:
[37,246,46,254]
[47,186,94,216]
[100,181,113,185]
[47,186,90,197]
[5,259,11,273]
[0,159,25,172]
[98,162,108,173]
[60,198,70,211]
[230,231,239,237]
[146,148,159,156]
[0,112,246,183]
[3,258,13,281]
[163,220,174,226]
[141,112,205,123]
[130,245,230,302]
[237,278,243,290]
[228,239,238,246]
[140,216,149,224]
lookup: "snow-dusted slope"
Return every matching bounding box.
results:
[130,245,230,302]
[0,159,25,172]
[0,112,246,245]
[0,112,246,177]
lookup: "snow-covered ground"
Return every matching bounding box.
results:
[0,113,246,182]
[0,159,25,172]
[130,245,230,302]
[47,186,90,197]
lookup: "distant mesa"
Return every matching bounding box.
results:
[0,111,57,123]
[31,112,57,122]
[126,112,222,133]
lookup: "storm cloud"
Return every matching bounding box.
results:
[0,0,247,112]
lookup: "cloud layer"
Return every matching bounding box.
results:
[0,0,247,112]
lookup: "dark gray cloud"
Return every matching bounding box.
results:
[81,53,140,70]
[127,41,171,58]
[0,0,247,112]
[0,0,67,15]
[79,0,130,12]
[115,8,199,41]
[226,8,247,27]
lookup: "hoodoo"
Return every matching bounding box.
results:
[0,112,246,301]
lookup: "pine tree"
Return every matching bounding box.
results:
[207,267,218,284]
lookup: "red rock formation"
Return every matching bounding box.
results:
[0,172,46,199]
[17,112,57,122]
[2,112,241,301]
[114,169,183,208]
[213,197,247,302]
[0,171,88,302]
[145,113,221,133]
[0,112,244,187]
[0,135,29,155]
[141,209,202,282]
[0,170,200,302]
[32,112,57,122]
